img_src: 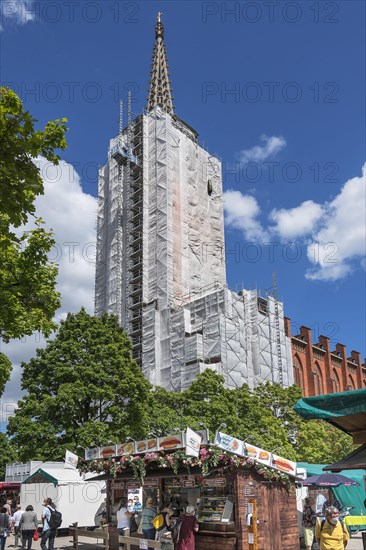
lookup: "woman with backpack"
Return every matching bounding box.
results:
[19,505,38,550]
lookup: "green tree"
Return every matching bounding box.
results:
[0,352,12,396]
[0,433,18,479]
[0,87,68,350]
[7,309,151,461]
[297,420,354,463]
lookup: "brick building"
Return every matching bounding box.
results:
[284,318,366,397]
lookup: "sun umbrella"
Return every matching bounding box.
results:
[300,473,360,487]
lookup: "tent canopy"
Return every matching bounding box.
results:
[293,388,366,444]
[323,444,366,472]
[22,468,84,486]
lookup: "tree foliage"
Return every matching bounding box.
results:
[9,337,353,464]
[0,433,18,479]
[0,87,67,228]
[0,87,68,347]
[7,309,151,461]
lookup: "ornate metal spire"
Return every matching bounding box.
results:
[147,12,174,115]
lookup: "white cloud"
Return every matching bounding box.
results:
[306,164,366,281]
[2,157,97,405]
[270,200,324,240]
[224,189,268,242]
[237,135,286,164]
[224,163,366,282]
[0,0,35,30]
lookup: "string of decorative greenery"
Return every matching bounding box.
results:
[82,446,293,490]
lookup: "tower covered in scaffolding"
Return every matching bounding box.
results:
[95,15,294,390]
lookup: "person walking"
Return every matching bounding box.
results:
[11,505,25,548]
[302,497,317,550]
[315,506,349,550]
[0,507,10,550]
[19,506,38,550]
[40,499,57,550]
[141,497,156,550]
[176,506,199,550]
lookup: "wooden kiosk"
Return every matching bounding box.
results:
[91,462,299,550]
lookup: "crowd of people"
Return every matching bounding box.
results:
[116,495,198,550]
[0,497,59,550]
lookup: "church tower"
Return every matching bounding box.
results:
[95,15,293,390]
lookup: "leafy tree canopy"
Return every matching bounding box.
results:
[0,433,18,479]
[8,336,353,464]
[0,87,68,348]
[0,87,67,228]
[7,309,151,461]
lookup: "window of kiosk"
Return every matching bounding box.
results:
[163,478,200,514]
[141,478,160,509]
[197,478,235,525]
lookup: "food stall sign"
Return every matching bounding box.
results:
[185,427,202,457]
[85,447,99,460]
[245,444,271,466]
[270,453,296,475]
[202,478,227,487]
[165,478,182,487]
[126,482,141,489]
[158,433,184,451]
[134,438,158,454]
[182,477,197,487]
[99,445,117,459]
[111,480,124,489]
[143,478,159,487]
[214,431,245,456]
[116,442,136,456]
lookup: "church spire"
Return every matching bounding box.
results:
[147,12,174,115]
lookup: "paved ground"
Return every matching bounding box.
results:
[6,531,365,549]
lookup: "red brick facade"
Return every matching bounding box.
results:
[285,318,366,397]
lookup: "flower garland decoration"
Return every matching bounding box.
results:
[82,446,292,490]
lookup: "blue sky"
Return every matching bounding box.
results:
[0,0,365,402]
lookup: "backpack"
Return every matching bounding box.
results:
[130,515,138,534]
[152,513,165,531]
[320,518,346,534]
[47,506,62,529]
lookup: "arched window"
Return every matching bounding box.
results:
[293,355,304,390]
[331,369,340,393]
[313,363,324,395]
[348,375,356,390]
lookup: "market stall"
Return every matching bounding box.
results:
[84,431,300,550]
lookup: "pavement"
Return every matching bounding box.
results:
[6,531,365,549]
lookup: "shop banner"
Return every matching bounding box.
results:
[214,431,245,456]
[85,447,99,460]
[116,442,135,456]
[185,427,202,457]
[270,453,296,475]
[99,445,117,459]
[244,444,271,466]
[64,450,79,469]
[134,438,158,454]
[158,433,184,451]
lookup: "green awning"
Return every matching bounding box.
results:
[22,469,58,486]
[294,388,366,443]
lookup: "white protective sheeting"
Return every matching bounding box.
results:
[95,107,293,391]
